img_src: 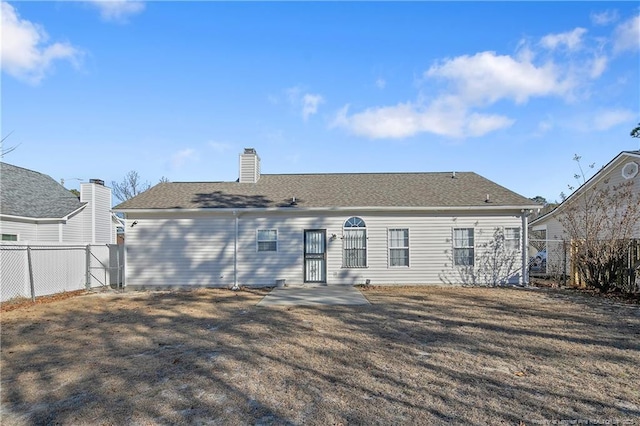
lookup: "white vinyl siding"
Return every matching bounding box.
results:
[123,211,526,288]
[0,221,36,242]
[35,223,60,242]
[388,228,409,267]
[62,210,85,242]
[125,214,236,288]
[453,228,474,266]
[80,183,114,244]
[257,229,277,252]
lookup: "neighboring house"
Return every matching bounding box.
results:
[115,149,539,289]
[530,150,640,240]
[529,150,640,276]
[0,162,117,244]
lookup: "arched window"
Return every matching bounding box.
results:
[343,217,367,267]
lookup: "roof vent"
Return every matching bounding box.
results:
[90,179,104,186]
[485,194,491,203]
[290,196,297,206]
[452,171,456,178]
[621,161,638,180]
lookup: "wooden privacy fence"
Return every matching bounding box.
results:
[0,243,124,303]
[570,239,640,292]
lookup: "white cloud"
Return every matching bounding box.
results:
[537,118,554,135]
[592,109,635,131]
[334,50,573,139]
[613,15,640,53]
[589,55,608,79]
[0,1,82,84]
[208,142,233,153]
[334,20,633,140]
[426,51,571,105]
[375,77,386,89]
[332,99,514,139]
[465,113,515,137]
[86,0,145,23]
[540,28,587,51]
[285,86,324,121]
[302,93,324,121]
[170,148,197,169]
[590,10,619,26]
[286,86,302,104]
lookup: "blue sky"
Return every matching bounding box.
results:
[1,1,639,204]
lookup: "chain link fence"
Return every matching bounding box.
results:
[0,243,124,303]
[528,239,569,284]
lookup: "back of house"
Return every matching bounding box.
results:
[115,149,540,289]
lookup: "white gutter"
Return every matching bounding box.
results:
[114,204,542,214]
[1,204,87,224]
[233,210,239,290]
[521,210,532,285]
[110,212,125,228]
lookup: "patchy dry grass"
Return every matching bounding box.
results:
[1,286,639,425]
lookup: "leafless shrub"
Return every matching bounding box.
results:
[558,155,640,293]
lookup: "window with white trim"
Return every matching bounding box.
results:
[1,234,18,241]
[504,227,520,252]
[453,228,474,266]
[343,217,367,268]
[257,229,277,252]
[389,228,409,267]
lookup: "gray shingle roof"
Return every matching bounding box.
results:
[1,162,85,218]
[114,172,536,210]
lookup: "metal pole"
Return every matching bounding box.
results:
[26,246,36,302]
[563,240,567,287]
[85,245,91,290]
[116,245,121,290]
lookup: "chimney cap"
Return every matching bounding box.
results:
[244,148,256,154]
[90,179,104,186]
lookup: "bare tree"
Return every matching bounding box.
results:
[558,155,640,292]
[112,170,151,203]
[1,131,20,158]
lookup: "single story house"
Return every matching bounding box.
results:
[115,149,539,289]
[0,162,117,244]
[529,150,640,276]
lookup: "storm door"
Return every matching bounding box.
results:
[304,229,326,283]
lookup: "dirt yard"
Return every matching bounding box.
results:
[1,286,639,425]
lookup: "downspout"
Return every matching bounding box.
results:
[123,216,128,290]
[521,210,531,286]
[233,210,239,290]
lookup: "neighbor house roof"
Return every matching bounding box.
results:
[530,150,640,226]
[114,172,537,211]
[0,162,85,219]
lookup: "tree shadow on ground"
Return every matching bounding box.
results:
[1,286,639,425]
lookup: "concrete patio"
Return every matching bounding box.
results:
[256,285,371,306]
